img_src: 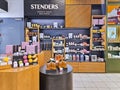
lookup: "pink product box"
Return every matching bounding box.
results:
[6,45,13,54]
[22,42,29,49]
[99,19,104,25]
[32,42,40,53]
[26,45,37,54]
[92,19,99,25]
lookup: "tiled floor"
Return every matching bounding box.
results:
[73,73,120,90]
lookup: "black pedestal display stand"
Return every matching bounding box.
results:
[40,65,73,90]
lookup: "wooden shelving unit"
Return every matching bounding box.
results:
[25,25,40,43]
[91,15,106,49]
[52,38,65,60]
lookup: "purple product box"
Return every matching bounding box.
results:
[22,42,29,49]
[92,19,99,25]
[6,45,13,54]
[99,19,104,25]
[26,45,37,54]
[32,42,40,53]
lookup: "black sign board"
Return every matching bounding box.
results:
[24,0,65,17]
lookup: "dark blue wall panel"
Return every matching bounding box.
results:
[0,18,24,54]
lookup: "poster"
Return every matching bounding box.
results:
[107,27,117,39]
[107,5,120,25]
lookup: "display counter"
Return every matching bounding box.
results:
[0,65,39,90]
[40,64,73,90]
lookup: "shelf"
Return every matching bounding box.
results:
[27,27,39,30]
[52,38,65,40]
[40,39,52,40]
[91,49,105,51]
[108,50,120,51]
[53,45,64,47]
[41,28,65,30]
[108,58,120,59]
[40,28,89,30]
[92,30,105,33]
[66,38,90,40]
[107,24,120,26]
[67,45,89,47]
[93,41,104,42]
[65,52,90,54]
[108,41,120,43]
[92,15,106,18]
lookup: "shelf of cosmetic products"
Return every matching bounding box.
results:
[92,29,105,33]
[108,40,120,43]
[39,23,64,29]
[40,33,90,40]
[91,46,105,51]
[65,54,104,62]
[25,24,40,43]
[65,48,90,54]
[91,30,106,51]
[65,34,90,53]
[12,52,38,68]
[108,53,120,59]
[108,45,120,51]
[53,49,64,54]
[52,38,65,58]
[66,42,90,47]
[92,38,104,42]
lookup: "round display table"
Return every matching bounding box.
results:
[40,64,73,90]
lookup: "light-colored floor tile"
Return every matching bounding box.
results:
[86,88,98,90]
[109,88,120,90]
[106,83,118,88]
[73,73,120,90]
[94,82,108,88]
[83,82,96,88]
[74,88,86,90]
[97,87,110,90]
[114,82,120,87]
[73,82,84,88]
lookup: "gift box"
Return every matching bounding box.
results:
[92,19,99,25]
[32,42,40,53]
[22,42,29,49]
[26,45,37,54]
[99,19,105,25]
[6,45,13,54]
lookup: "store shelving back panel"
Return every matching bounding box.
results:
[106,0,120,73]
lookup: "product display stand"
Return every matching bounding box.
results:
[40,64,73,90]
[0,65,39,90]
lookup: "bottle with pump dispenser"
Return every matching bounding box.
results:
[80,53,84,62]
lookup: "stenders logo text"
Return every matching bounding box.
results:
[31,4,59,10]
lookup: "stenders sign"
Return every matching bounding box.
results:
[24,0,65,17]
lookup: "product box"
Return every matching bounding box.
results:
[26,45,37,54]
[92,19,99,25]
[6,45,13,54]
[99,19,104,25]
[22,42,29,49]
[32,42,40,53]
